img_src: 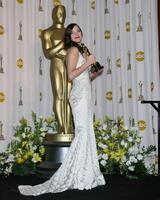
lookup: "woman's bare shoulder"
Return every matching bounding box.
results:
[66,47,79,64]
[67,46,79,55]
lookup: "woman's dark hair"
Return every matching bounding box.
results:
[64,23,83,53]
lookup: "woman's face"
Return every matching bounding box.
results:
[71,25,82,44]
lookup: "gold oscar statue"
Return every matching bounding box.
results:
[41,5,73,142]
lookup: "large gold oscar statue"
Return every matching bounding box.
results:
[41,5,73,142]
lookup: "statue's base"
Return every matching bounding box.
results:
[45,133,74,142]
[36,133,73,178]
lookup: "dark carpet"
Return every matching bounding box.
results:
[0,174,160,200]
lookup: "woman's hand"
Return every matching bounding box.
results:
[90,68,103,80]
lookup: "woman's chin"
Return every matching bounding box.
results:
[73,39,81,43]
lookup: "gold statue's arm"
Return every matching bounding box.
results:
[41,32,64,59]
[42,41,64,59]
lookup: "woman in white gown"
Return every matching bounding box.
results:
[18,23,105,196]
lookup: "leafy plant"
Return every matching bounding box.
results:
[0,112,57,176]
[94,116,157,178]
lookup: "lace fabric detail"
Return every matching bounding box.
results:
[18,53,106,196]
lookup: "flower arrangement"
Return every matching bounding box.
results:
[44,114,58,134]
[94,116,157,178]
[0,112,57,176]
[0,113,156,178]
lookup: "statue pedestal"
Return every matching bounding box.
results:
[45,133,74,142]
[36,133,73,178]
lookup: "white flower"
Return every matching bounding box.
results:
[22,132,26,138]
[100,160,107,167]
[102,144,108,149]
[102,124,107,130]
[29,142,33,147]
[104,135,109,140]
[128,146,139,155]
[6,154,15,163]
[128,136,133,142]
[144,163,154,174]
[40,127,47,132]
[144,162,150,169]
[0,160,5,165]
[102,154,108,160]
[121,140,125,146]
[129,127,134,131]
[5,165,12,174]
[128,147,133,154]
[124,143,128,148]
[40,132,46,137]
[129,156,137,163]
[137,154,143,160]
[128,166,135,171]
[135,137,141,143]
[126,160,131,166]
[98,154,102,160]
[32,146,37,151]
[111,129,117,136]
[98,142,104,148]
[122,156,127,162]
[52,130,57,134]
[123,126,128,130]
[24,127,30,132]
[48,129,55,134]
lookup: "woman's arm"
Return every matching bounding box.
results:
[66,47,96,81]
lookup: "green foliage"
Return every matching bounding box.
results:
[0,112,57,176]
[94,116,157,178]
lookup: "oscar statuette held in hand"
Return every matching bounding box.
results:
[81,43,104,73]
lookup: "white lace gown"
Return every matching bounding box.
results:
[18,53,106,196]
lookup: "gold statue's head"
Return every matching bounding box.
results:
[52,5,66,24]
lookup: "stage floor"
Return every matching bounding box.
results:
[0,174,160,200]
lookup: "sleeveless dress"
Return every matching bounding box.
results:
[18,53,106,196]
